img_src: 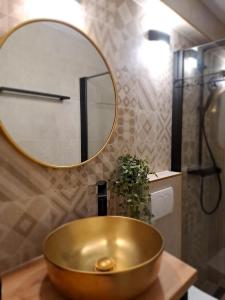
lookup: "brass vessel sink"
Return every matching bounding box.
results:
[43,216,164,300]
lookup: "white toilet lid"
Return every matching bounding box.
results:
[189,286,218,300]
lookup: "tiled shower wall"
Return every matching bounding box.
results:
[0,0,195,273]
[182,84,215,285]
[182,49,225,286]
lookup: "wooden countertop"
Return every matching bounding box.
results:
[148,171,181,183]
[1,251,197,300]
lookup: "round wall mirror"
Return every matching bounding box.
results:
[0,19,117,168]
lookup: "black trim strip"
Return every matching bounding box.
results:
[80,77,88,162]
[171,50,184,171]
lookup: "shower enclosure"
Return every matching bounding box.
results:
[172,40,225,297]
[80,72,115,162]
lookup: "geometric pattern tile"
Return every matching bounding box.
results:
[0,0,197,274]
[13,213,37,237]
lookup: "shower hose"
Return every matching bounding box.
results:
[199,101,222,215]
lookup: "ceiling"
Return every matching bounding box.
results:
[202,0,225,25]
[133,0,225,45]
[133,0,208,46]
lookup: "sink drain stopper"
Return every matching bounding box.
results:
[95,257,115,272]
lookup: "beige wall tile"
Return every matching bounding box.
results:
[0,0,197,273]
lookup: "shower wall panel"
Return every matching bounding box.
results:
[181,47,225,286]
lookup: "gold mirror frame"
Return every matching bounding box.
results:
[0,19,117,169]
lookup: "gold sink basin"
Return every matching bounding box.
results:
[43,216,164,300]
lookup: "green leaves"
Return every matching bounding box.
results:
[110,154,154,223]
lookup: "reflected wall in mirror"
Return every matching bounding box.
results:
[0,20,116,168]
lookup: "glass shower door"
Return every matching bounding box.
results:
[172,40,225,296]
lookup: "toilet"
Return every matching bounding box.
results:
[189,286,218,300]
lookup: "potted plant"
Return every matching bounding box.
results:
[110,154,154,223]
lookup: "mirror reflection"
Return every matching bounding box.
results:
[0,20,116,167]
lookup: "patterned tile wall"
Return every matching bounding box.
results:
[0,0,196,273]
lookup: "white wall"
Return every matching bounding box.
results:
[0,21,114,165]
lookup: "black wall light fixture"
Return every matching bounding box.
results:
[148,29,171,45]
